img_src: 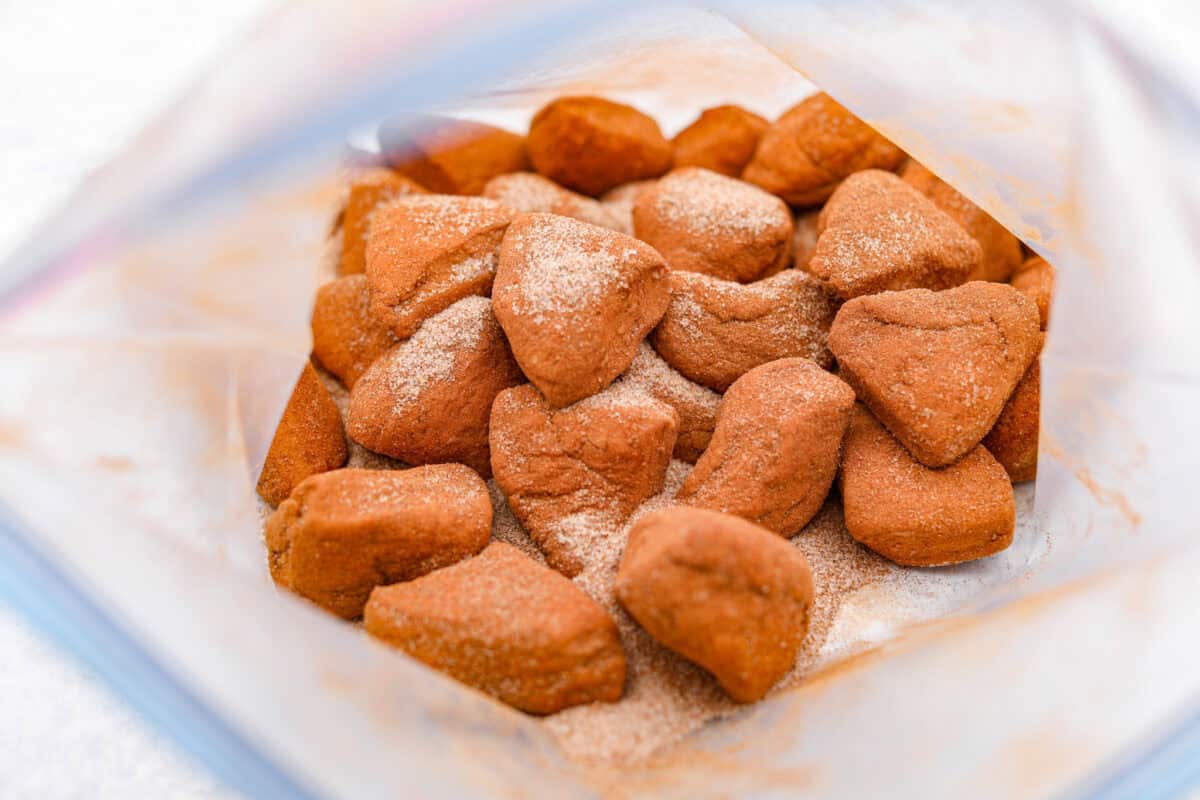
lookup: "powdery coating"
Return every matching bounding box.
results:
[984,342,1042,482]
[1012,255,1055,329]
[364,542,625,714]
[338,168,428,276]
[482,172,622,230]
[671,104,768,177]
[651,269,838,392]
[381,115,530,195]
[256,363,348,506]
[828,282,1042,468]
[839,406,1015,566]
[311,274,398,388]
[489,382,678,576]
[809,170,982,300]
[616,506,813,703]
[493,213,670,407]
[633,167,793,283]
[264,465,491,618]
[678,358,855,535]
[365,194,513,337]
[901,160,1021,282]
[742,92,906,206]
[792,209,821,270]
[616,342,720,463]
[346,297,523,476]
[527,96,673,196]
[599,180,657,235]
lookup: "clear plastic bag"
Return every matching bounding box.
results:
[2,1,1199,796]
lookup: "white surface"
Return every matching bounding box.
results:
[0,1,267,796]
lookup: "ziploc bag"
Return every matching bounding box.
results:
[1,1,1199,797]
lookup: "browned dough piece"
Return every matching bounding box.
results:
[346,297,523,476]
[365,541,626,714]
[617,506,813,702]
[257,363,348,506]
[742,92,905,206]
[671,104,768,177]
[840,406,1015,566]
[265,465,491,618]
[651,269,838,391]
[380,115,530,195]
[492,212,670,407]
[311,274,397,388]
[489,382,677,576]
[633,167,793,283]
[527,96,672,196]
[828,281,1041,467]
[808,169,982,300]
[365,195,513,338]
[677,358,855,535]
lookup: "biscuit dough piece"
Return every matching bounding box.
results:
[828,282,1041,468]
[901,160,1021,283]
[482,171,621,230]
[338,168,428,276]
[616,343,720,463]
[651,269,838,391]
[492,213,670,407]
[347,297,523,476]
[742,92,905,206]
[1012,255,1055,329]
[365,542,626,714]
[310,274,397,388]
[257,363,348,506]
[489,382,678,576]
[266,465,491,618]
[677,358,855,536]
[808,170,982,300]
[840,406,1015,566]
[617,506,812,703]
[633,167,793,283]
[365,195,513,338]
[983,341,1042,482]
[527,96,673,196]
[380,115,529,195]
[671,104,768,177]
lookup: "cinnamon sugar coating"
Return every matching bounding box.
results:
[256,363,348,506]
[346,297,523,476]
[633,167,793,283]
[742,93,905,206]
[365,542,626,714]
[489,382,677,576]
[828,282,1041,468]
[983,338,1042,482]
[840,406,1015,566]
[365,195,513,338]
[616,506,813,702]
[492,213,670,407]
[265,465,491,618]
[809,169,981,299]
[527,96,672,196]
[651,269,838,392]
[677,358,855,535]
[671,104,768,177]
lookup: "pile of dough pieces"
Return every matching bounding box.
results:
[257,92,1055,713]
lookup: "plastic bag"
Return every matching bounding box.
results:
[2,1,1199,796]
